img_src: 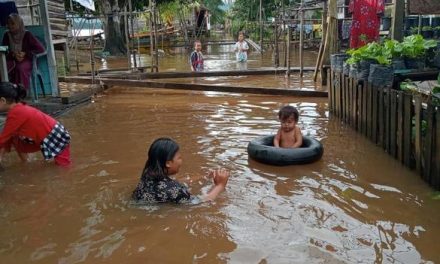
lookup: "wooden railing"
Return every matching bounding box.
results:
[329,70,440,189]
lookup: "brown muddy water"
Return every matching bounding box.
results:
[0,88,439,263]
[75,44,318,73]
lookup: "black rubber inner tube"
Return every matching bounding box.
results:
[247,135,324,166]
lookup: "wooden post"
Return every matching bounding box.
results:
[259,0,263,53]
[403,92,413,167]
[433,107,440,189]
[372,85,378,143]
[274,19,279,67]
[390,90,397,157]
[397,91,404,162]
[299,0,305,77]
[153,2,159,72]
[414,95,422,173]
[286,25,291,77]
[313,0,328,82]
[39,0,58,96]
[378,87,384,146]
[318,0,338,74]
[124,5,131,69]
[424,101,434,183]
[129,0,137,69]
[391,0,405,41]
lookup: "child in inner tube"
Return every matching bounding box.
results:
[273,105,303,148]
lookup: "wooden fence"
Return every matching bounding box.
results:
[329,70,440,189]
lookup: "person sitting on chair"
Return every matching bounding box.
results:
[1,13,45,91]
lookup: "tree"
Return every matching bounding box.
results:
[95,0,128,55]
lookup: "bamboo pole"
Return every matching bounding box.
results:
[318,0,338,74]
[124,5,131,69]
[299,0,305,77]
[274,19,279,67]
[153,1,159,72]
[259,0,263,53]
[129,0,137,70]
[286,25,291,77]
[313,0,328,82]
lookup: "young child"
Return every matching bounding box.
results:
[0,82,71,166]
[273,105,303,148]
[234,31,249,62]
[189,40,204,72]
[132,137,229,204]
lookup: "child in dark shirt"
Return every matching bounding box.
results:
[132,137,229,204]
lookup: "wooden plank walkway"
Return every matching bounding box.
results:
[60,76,328,97]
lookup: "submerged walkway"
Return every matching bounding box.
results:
[62,68,328,98]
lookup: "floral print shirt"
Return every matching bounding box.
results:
[132,176,191,204]
[349,0,385,48]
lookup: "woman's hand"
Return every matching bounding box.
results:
[204,168,230,201]
[209,168,230,187]
[15,52,25,62]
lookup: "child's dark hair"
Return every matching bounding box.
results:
[278,105,299,122]
[141,137,180,180]
[194,39,201,46]
[0,82,26,103]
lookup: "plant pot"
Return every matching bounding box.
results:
[330,54,349,72]
[421,30,434,39]
[343,62,350,75]
[381,17,391,31]
[368,64,394,87]
[432,17,440,27]
[422,17,431,27]
[405,17,418,30]
[431,43,440,68]
[405,57,426,70]
[356,59,376,81]
[392,58,406,70]
[349,63,358,78]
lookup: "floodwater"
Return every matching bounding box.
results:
[76,43,319,73]
[154,72,325,91]
[0,88,439,263]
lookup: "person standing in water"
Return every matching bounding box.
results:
[234,31,249,70]
[189,40,204,72]
[132,137,230,204]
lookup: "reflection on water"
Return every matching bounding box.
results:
[0,88,439,263]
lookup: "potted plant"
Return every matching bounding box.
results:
[421,26,434,39]
[381,16,392,31]
[367,43,394,87]
[401,34,437,70]
[383,39,406,70]
[330,53,349,72]
[434,26,440,39]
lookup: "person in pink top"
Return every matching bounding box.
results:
[0,82,71,167]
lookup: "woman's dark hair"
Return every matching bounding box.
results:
[141,137,180,180]
[278,105,299,122]
[0,82,26,103]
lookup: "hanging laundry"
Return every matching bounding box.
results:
[349,0,385,48]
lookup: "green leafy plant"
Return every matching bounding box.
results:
[422,26,433,31]
[400,79,418,92]
[401,34,437,58]
[383,39,403,58]
[346,42,391,65]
